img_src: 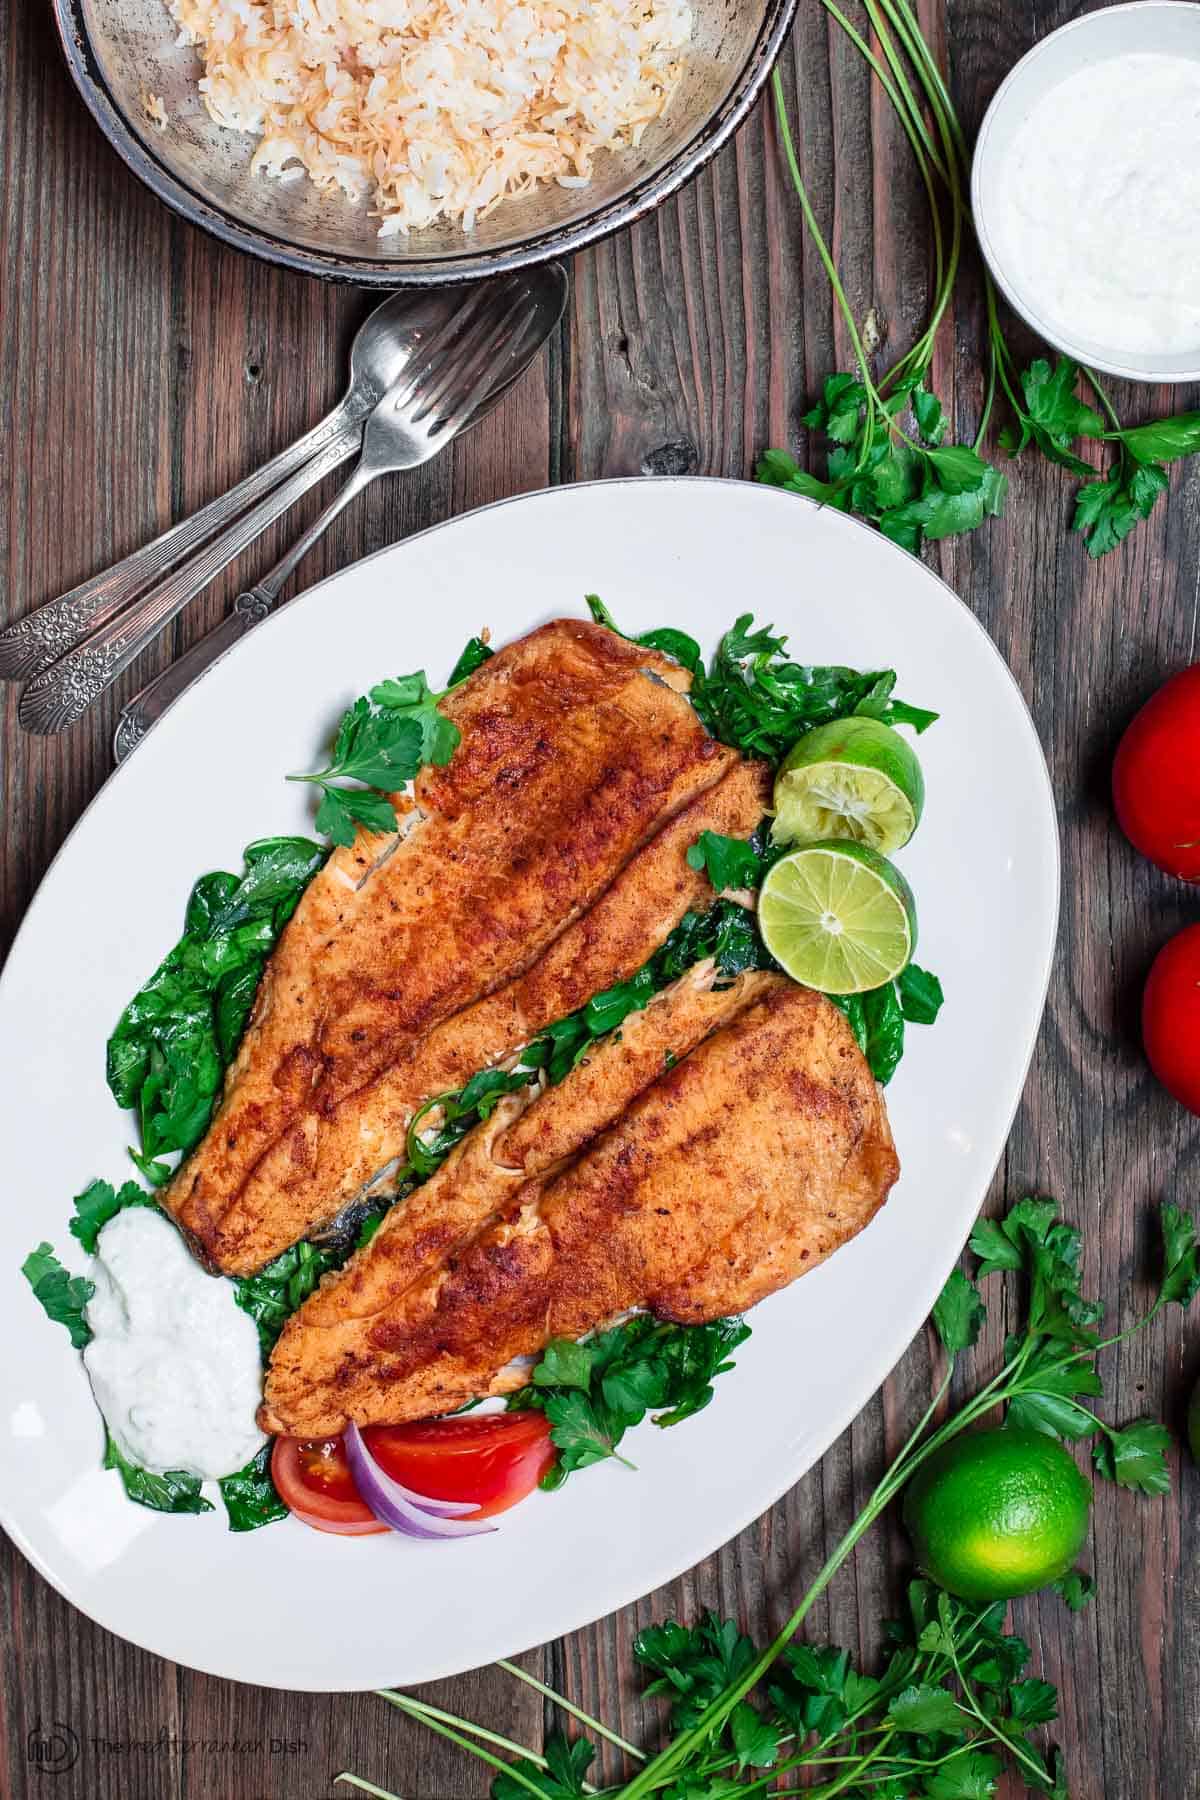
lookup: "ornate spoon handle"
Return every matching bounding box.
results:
[0,396,366,682]
[19,430,359,735]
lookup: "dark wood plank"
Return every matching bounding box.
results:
[3,0,1200,1795]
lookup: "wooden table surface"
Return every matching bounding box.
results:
[3,1,1199,1795]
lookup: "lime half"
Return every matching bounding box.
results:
[758,841,915,993]
[773,717,924,854]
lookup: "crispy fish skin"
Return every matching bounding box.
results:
[259,978,899,1437]
[164,620,746,1273]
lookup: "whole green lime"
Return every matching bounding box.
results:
[903,1426,1091,1603]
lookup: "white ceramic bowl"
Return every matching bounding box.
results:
[972,1,1200,383]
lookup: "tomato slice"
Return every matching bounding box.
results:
[271,1435,389,1536]
[364,1412,556,1519]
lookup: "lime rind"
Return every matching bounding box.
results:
[772,717,925,855]
[902,1427,1091,1604]
[758,842,916,994]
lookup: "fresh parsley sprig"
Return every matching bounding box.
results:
[997,354,1200,558]
[343,1194,1199,1800]
[289,671,459,847]
[759,377,1007,556]
[509,1317,752,1486]
[764,0,1200,561]
[21,1242,94,1349]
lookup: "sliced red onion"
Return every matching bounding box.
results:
[344,1423,497,1541]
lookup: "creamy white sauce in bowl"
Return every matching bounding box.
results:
[973,4,1200,381]
[83,1208,265,1480]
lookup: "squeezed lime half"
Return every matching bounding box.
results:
[773,717,924,854]
[758,841,916,993]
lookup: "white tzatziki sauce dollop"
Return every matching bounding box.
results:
[989,51,1200,357]
[83,1208,265,1480]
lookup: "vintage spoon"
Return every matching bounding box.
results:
[0,287,431,683]
[112,269,565,760]
[21,268,565,737]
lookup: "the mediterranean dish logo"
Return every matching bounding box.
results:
[26,1718,80,1775]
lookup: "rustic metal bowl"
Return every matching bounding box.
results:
[52,0,797,284]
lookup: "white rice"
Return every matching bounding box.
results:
[167,0,693,234]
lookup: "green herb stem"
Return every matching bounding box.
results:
[374,1693,573,1800]
[496,1662,645,1761]
[334,1774,405,1800]
[617,1363,956,1800]
[770,67,881,445]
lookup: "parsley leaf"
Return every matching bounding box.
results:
[999,357,1104,474]
[729,1702,780,1769]
[533,1340,594,1392]
[1117,412,1200,464]
[21,1243,94,1348]
[1092,1419,1173,1494]
[541,1391,621,1474]
[103,1428,212,1515]
[69,1177,156,1254]
[922,1752,1003,1799]
[492,1733,594,1800]
[1073,457,1170,559]
[1156,1202,1200,1311]
[368,671,461,765]
[1007,1678,1059,1728]
[290,640,483,845]
[635,1613,757,1731]
[314,783,400,847]
[1051,1568,1096,1612]
[1006,1344,1103,1441]
[886,1683,966,1736]
[932,1269,986,1352]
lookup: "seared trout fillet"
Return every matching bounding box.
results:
[164,619,752,1274]
[173,757,769,1273]
[260,975,899,1436]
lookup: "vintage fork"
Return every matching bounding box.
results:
[20,279,540,736]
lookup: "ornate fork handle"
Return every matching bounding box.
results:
[0,395,367,682]
[20,430,359,735]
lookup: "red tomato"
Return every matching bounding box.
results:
[271,1435,389,1536]
[1113,666,1200,879]
[1143,924,1200,1114]
[364,1413,555,1519]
